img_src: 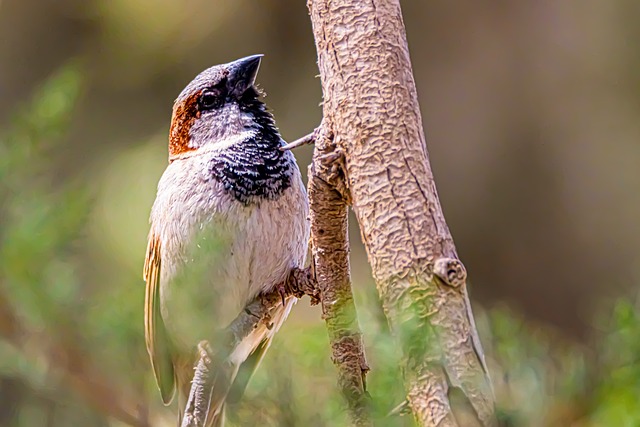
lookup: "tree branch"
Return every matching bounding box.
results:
[308,125,371,426]
[307,1,497,426]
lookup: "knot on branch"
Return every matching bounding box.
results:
[310,125,352,204]
[433,258,467,288]
[286,267,321,305]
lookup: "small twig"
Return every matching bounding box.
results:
[279,128,318,151]
[387,399,411,417]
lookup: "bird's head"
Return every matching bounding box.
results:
[168,54,271,160]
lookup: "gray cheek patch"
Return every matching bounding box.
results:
[189,103,256,150]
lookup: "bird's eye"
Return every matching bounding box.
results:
[198,89,222,110]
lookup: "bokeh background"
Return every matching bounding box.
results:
[1,1,640,426]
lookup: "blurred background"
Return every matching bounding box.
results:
[1,1,640,426]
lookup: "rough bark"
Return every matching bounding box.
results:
[308,126,372,426]
[307,1,497,426]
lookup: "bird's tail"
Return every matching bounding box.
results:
[207,404,225,427]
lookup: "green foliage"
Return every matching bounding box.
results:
[0,62,86,329]
[0,62,149,427]
[589,300,640,426]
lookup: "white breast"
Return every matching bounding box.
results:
[149,153,309,349]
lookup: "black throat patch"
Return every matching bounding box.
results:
[207,93,294,205]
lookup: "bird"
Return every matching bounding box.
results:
[143,54,309,426]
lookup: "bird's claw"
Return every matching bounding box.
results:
[278,283,287,307]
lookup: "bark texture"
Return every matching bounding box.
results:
[308,127,371,426]
[307,1,496,426]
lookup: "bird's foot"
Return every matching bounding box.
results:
[277,283,287,307]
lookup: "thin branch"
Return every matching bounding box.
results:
[279,129,317,151]
[308,125,372,426]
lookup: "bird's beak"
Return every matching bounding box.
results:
[227,54,263,98]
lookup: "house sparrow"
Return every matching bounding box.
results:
[143,55,309,426]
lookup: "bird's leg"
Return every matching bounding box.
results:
[277,269,294,307]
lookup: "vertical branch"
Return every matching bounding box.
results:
[307,1,497,426]
[308,127,371,426]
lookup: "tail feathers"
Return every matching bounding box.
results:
[205,362,235,427]
[227,338,269,404]
[207,404,225,427]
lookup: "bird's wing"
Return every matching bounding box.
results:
[143,231,176,404]
[226,297,295,405]
[226,336,270,405]
[180,297,295,427]
[174,304,290,427]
